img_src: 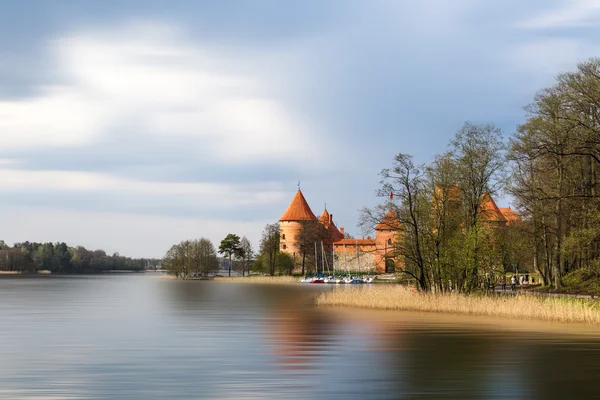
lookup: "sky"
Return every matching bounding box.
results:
[1,0,599,258]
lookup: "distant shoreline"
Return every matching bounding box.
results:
[0,270,151,276]
[158,275,299,283]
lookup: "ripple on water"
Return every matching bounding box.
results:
[0,274,599,399]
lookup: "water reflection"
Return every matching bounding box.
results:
[399,329,520,399]
[0,274,600,399]
[267,294,335,370]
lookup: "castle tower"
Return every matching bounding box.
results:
[318,208,344,245]
[279,189,318,256]
[374,209,403,273]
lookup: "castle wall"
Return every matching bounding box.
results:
[333,242,377,273]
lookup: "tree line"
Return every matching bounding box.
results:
[162,235,255,278]
[365,57,600,293]
[510,58,600,289]
[0,240,159,273]
[162,228,300,278]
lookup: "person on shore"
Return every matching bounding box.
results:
[510,275,516,291]
[500,278,506,291]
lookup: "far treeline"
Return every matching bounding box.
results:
[0,241,160,273]
[364,58,600,293]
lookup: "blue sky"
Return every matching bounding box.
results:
[1,0,599,258]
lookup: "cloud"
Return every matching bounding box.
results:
[519,0,600,29]
[0,20,328,253]
[0,168,286,208]
[0,21,321,165]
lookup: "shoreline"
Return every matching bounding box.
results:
[213,276,298,284]
[316,285,600,325]
[327,306,600,338]
[157,275,299,283]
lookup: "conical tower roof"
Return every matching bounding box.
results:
[479,193,507,223]
[319,208,330,225]
[375,209,402,231]
[280,190,318,221]
[319,208,344,242]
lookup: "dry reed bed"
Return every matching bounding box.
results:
[214,276,298,284]
[317,285,600,324]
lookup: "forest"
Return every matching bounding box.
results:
[0,240,159,273]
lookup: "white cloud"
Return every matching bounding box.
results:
[0,21,319,255]
[519,0,600,29]
[0,21,320,164]
[0,87,107,148]
[0,168,286,207]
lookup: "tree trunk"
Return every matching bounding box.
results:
[554,159,564,289]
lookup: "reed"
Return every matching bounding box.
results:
[316,285,600,324]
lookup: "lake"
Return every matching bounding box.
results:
[0,273,599,399]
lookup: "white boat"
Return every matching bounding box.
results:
[325,276,344,284]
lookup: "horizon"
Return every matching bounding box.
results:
[1,0,599,258]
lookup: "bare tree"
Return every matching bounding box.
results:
[259,223,280,276]
[239,236,254,277]
[293,221,326,276]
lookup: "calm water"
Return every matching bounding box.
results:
[0,274,599,399]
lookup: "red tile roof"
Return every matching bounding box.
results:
[319,208,344,242]
[499,208,520,223]
[375,209,402,230]
[479,193,507,223]
[280,190,318,221]
[319,209,330,224]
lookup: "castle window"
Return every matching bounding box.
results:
[282,244,287,250]
[281,234,286,240]
[387,238,392,245]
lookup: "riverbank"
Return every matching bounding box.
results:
[316,285,600,324]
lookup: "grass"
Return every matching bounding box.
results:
[558,268,600,296]
[316,285,600,324]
